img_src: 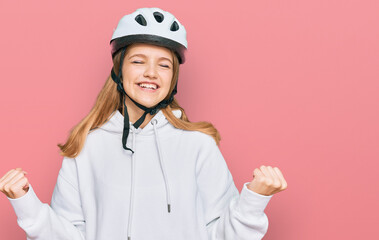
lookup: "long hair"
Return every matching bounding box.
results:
[58,43,221,158]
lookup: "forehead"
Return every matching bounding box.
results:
[127,43,172,58]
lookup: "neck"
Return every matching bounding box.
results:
[122,96,157,129]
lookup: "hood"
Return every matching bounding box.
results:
[98,108,182,240]
[100,108,182,135]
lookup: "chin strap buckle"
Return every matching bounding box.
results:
[150,108,158,115]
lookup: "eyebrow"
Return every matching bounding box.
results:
[128,54,173,64]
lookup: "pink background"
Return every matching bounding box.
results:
[1,0,378,239]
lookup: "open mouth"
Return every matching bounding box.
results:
[136,83,159,92]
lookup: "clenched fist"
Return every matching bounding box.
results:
[247,165,288,196]
[0,168,30,199]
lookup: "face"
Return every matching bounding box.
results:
[121,43,174,108]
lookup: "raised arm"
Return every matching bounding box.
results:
[4,157,86,240]
[196,136,273,240]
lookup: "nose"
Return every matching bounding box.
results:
[143,62,158,79]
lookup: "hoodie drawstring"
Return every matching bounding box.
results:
[151,118,172,213]
[127,118,172,240]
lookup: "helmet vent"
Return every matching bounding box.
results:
[153,12,164,23]
[135,14,147,26]
[170,21,179,31]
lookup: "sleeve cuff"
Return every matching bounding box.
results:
[237,182,273,214]
[7,183,44,222]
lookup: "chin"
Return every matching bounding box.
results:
[137,99,160,108]
[130,92,166,108]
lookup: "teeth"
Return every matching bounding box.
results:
[138,83,158,90]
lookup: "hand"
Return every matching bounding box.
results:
[0,168,30,199]
[247,165,288,196]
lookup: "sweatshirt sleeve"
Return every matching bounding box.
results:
[196,135,273,240]
[7,157,86,240]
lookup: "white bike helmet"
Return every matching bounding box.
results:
[109,7,188,153]
[110,7,187,63]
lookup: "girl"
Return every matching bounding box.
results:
[0,7,287,240]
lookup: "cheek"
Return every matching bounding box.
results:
[122,65,140,77]
[122,70,138,86]
[121,77,133,87]
[161,72,173,86]
[162,80,173,95]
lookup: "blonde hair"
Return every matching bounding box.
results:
[58,43,221,158]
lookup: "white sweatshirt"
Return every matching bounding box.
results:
[8,109,273,240]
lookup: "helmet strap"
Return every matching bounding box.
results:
[110,47,177,152]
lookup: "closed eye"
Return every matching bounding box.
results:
[132,61,170,69]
